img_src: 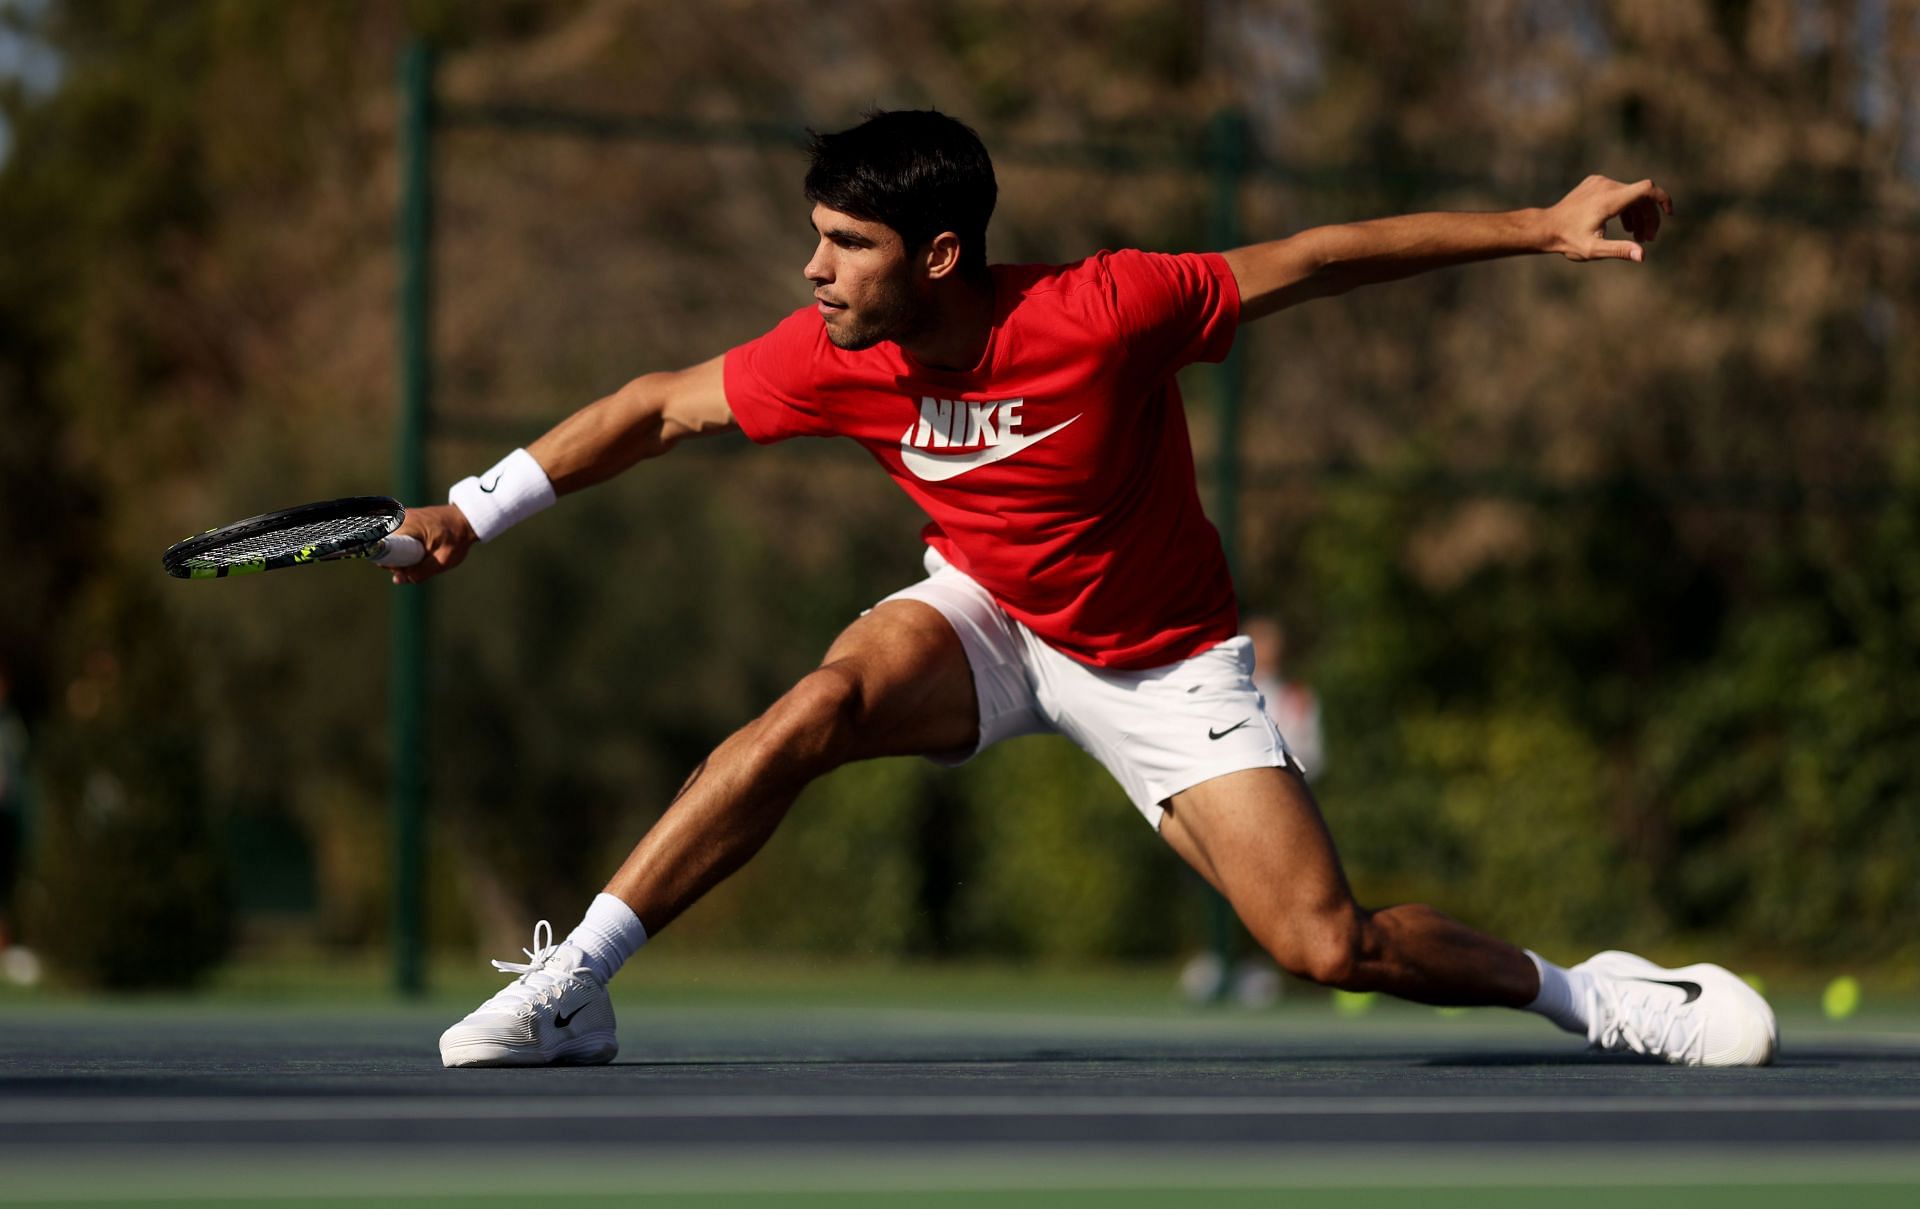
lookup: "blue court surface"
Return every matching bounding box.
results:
[2,971,1917,1206]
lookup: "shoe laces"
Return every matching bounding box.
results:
[1586,975,1704,1063]
[480,921,592,1014]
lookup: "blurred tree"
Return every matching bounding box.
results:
[25,574,231,988]
[1226,0,1919,959]
[1,0,1914,973]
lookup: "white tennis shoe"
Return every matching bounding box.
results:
[439,921,618,1068]
[1574,950,1777,1067]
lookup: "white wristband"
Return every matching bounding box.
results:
[448,448,555,542]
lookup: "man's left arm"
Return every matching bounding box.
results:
[1222,175,1673,321]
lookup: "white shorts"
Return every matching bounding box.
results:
[877,548,1295,829]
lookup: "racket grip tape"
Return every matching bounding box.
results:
[372,534,426,568]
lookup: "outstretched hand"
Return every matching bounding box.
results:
[388,503,477,585]
[1543,175,1673,263]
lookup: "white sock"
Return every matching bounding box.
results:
[564,893,649,984]
[1524,950,1593,1035]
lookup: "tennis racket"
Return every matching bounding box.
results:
[162,496,426,579]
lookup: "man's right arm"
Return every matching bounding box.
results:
[528,354,734,494]
[391,355,734,584]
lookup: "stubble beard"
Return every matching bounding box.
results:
[824,286,925,352]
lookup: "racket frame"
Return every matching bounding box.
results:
[162,496,410,579]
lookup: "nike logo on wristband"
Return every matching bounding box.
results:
[478,474,502,494]
[899,397,1080,483]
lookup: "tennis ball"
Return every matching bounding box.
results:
[1333,989,1377,1017]
[1823,975,1861,1021]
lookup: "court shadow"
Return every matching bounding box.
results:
[605,1050,1288,1069]
[1422,1051,1667,1067]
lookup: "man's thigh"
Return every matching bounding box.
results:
[1158,765,1355,919]
[814,599,982,762]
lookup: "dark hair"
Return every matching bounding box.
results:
[804,109,997,277]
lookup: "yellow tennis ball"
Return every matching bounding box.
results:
[1823,976,1861,1020]
[1333,990,1377,1017]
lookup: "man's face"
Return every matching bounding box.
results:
[804,204,926,351]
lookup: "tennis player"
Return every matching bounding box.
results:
[407,110,1775,1068]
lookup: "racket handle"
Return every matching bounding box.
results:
[372,534,426,568]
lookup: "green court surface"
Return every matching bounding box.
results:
[4,1151,1920,1208]
[3,957,1917,1206]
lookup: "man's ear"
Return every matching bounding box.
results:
[923,231,963,281]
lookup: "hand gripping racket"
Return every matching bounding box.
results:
[161,496,426,579]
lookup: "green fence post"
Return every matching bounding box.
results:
[392,39,436,997]
[1203,107,1249,1000]
[1209,109,1248,561]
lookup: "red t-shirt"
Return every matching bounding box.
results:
[723,249,1241,669]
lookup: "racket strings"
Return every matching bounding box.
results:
[182,514,390,567]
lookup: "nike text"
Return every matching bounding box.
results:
[904,396,1025,450]
[899,397,1080,483]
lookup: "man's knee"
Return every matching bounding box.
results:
[754,663,866,774]
[1262,903,1368,990]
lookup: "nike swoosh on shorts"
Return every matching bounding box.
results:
[899,415,1082,483]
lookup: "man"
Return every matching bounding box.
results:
[404,110,1775,1069]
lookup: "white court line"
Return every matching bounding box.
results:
[4,1146,1920,1203]
[2,1094,1917,1125]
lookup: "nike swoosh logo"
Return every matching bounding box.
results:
[553,1006,581,1028]
[1208,719,1251,741]
[899,415,1081,483]
[1630,977,1703,1004]
[478,474,502,494]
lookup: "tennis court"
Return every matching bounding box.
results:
[6,9,1920,1208]
[4,968,1917,1207]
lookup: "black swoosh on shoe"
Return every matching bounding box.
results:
[1630,978,1703,1004]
